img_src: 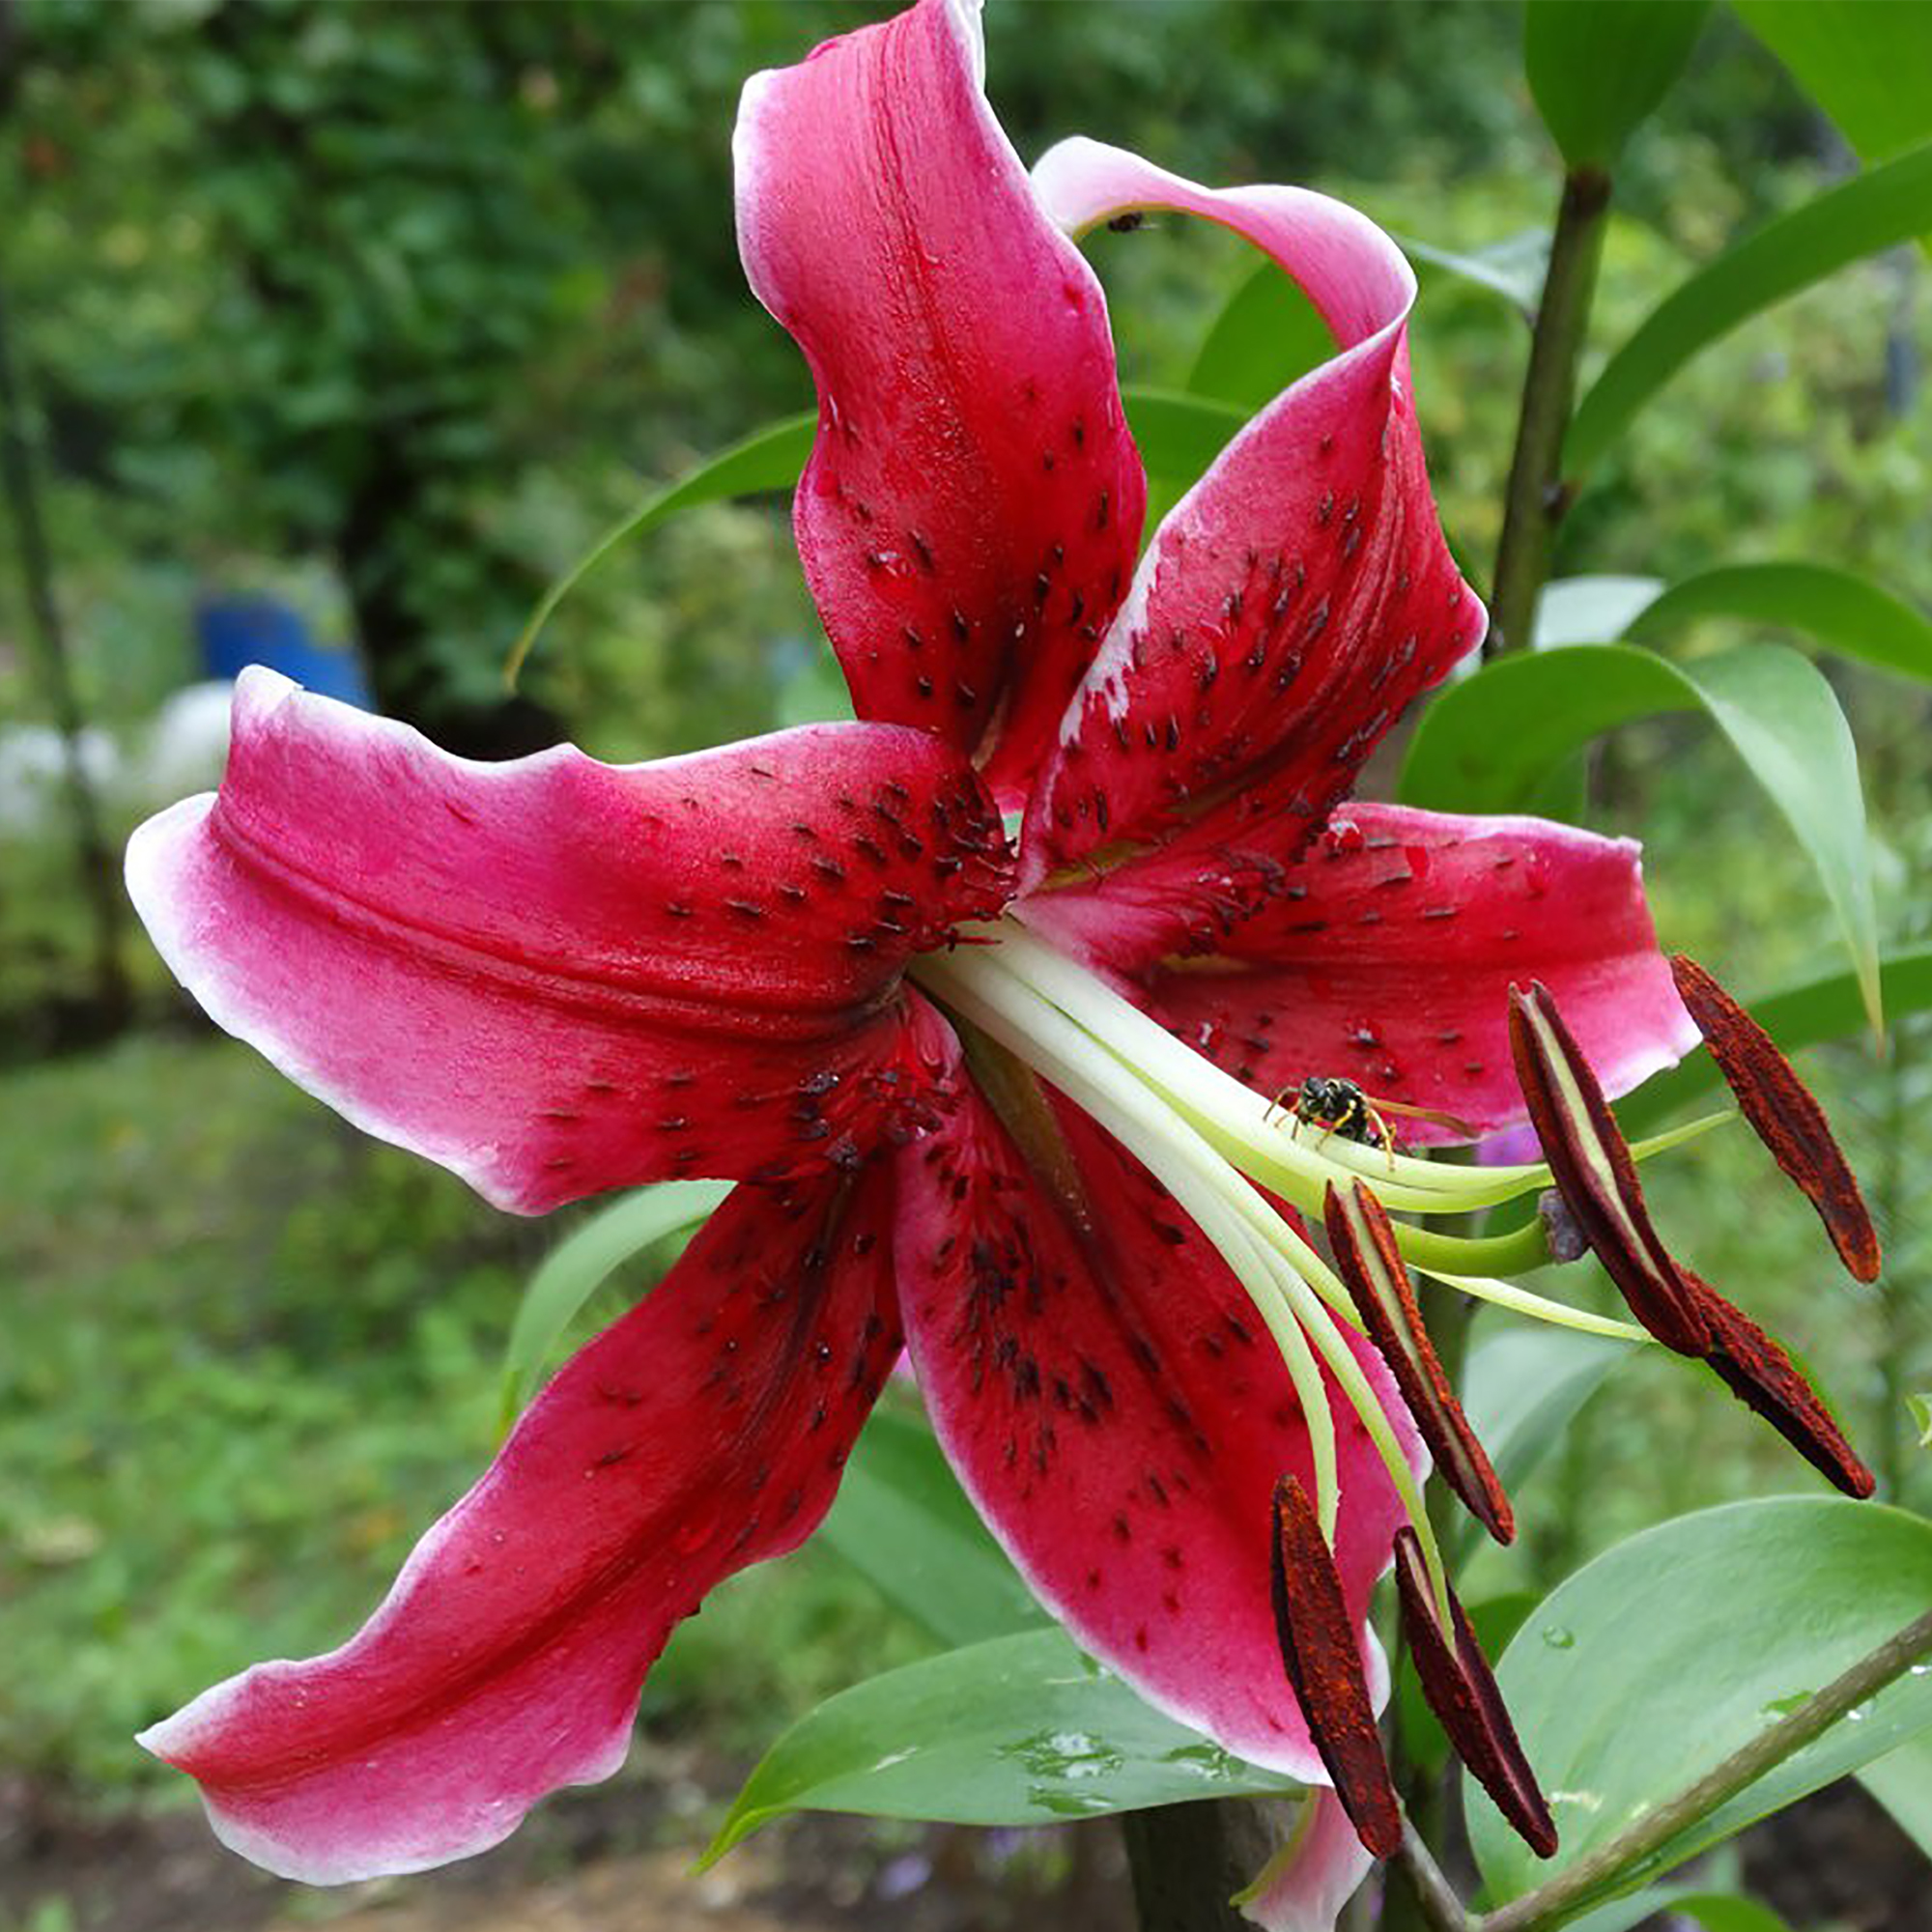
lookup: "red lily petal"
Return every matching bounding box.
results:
[1236,1791,1376,1932]
[895,1072,1420,1780]
[137,1170,902,1883]
[1020,142,1480,891]
[1508,980,1710,1356]
[1324,1180,1514,1544]
[1670,955,1880,1282]
[1391,1530,1556,1858]
[127,670,1009,1213]
[1270,1477,1403,1860]
[1682,1268,1877,1498]
[734,0,1145,805]
[1039,808,1697,1142]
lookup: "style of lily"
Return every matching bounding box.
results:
[124,1,1878,1922]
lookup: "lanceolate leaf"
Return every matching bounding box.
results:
[1857,1731,1932,1856]
[1467,1498,1932,1910]
[505,415,814,683]
[1566,1892,1796,1932]
[1404,231,1549,319]
[706,1628,1299,1861]
[1625,563,1932,684]
[1399,643,1882,1034]
[1187,259,1332,409]
[1734,1,1932,166]
[815,1404,1046,1650]
[508,387,1253,679]
[500,1179,731,1423]
[1567,141,1932,474]
[1524,0,1712,169]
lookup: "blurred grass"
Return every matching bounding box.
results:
[0,1031,922,1799]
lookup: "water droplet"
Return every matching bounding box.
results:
[1847,1699,1874,1723]
[997,1729,1125,1780]
[1761,1691,1812,1719]
[1910,1663,1929,1678]
[1158,1742,1244,1781]
[1540,1626,1576,1651]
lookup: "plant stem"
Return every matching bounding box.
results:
[1121,1798,1276,1932]
[1396,1821,1473,1932]
[1479,1603,1932,1932]
[1488,166,1612,657]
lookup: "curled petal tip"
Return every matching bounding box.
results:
[1392,1531,1557,1860]
[1268,1476,1402,1861]
[1670,955,1880,1283]
[1322,1181,1514,1545]
[1508,980,1709,1357]
[1683,1271,1877,1499]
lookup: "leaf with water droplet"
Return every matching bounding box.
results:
[1469,1497,1932,1911]
[704,1628,1299,1862]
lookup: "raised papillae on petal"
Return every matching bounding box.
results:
[1391,1530,1556,1859]
[138,1170,903,1883]
[1021,142,1481,891]
[1324,1179,1514,1545]
[127,671,1010,1213]
[1046,807,1698,1141]
[1670,954,1880,1283]
[734,0,1146,805]
[894,1067,1418,1782]
[1508,980,1710,1356]
[1269,1477,1402,1861]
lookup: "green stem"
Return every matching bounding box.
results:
[1475,1604,1932,1932]
[1488,166,1612,657]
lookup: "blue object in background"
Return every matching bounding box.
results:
[196,595,371,707]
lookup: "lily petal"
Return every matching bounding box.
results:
[137,1170,902,1883]
[734,0,1146,805]
[1033,807,1696,1139]
[1021,141,1479,889]
[127,669,1009,1213]
[895,1071,1418,1779]
[1236,1792,1376,1932]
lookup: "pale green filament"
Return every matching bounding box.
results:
[917,947,1456,1626]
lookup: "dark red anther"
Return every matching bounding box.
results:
[1508,982,1709,1357]
[1681,1269,1876,1498]
[1392,1529,1557,1859]
[1269,1476,1402,1860]
[1670,955,1880,1284]
[1323,1180,1515,1545]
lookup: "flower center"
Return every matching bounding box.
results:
[912,913,1664,1617]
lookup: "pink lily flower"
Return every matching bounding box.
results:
[125,0,1699,1911]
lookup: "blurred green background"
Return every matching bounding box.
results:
[2,2,1927,1928]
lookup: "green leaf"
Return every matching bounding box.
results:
[1857,1730,1932,1856]
[1399,643,1881,1034]
[1734,1,1932,165]
[1187,260,1332,410]
[815,1405,1046,1650]
[1911,1393,1932,1449]
[706,1628,1300,1860]
[1122,384,1250,485]
[1464,1324,1633,1502]
[1532,574,1665,649]
[505,413,815,682]
[1566,1894,1795,1932]
[1567,140,1932,474]
[499,1179,730,1424]
[1468,1497,1932,1909]
[1523,0,1711,168]
[1404,230,1549,318]
[1625,563,1932,685]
